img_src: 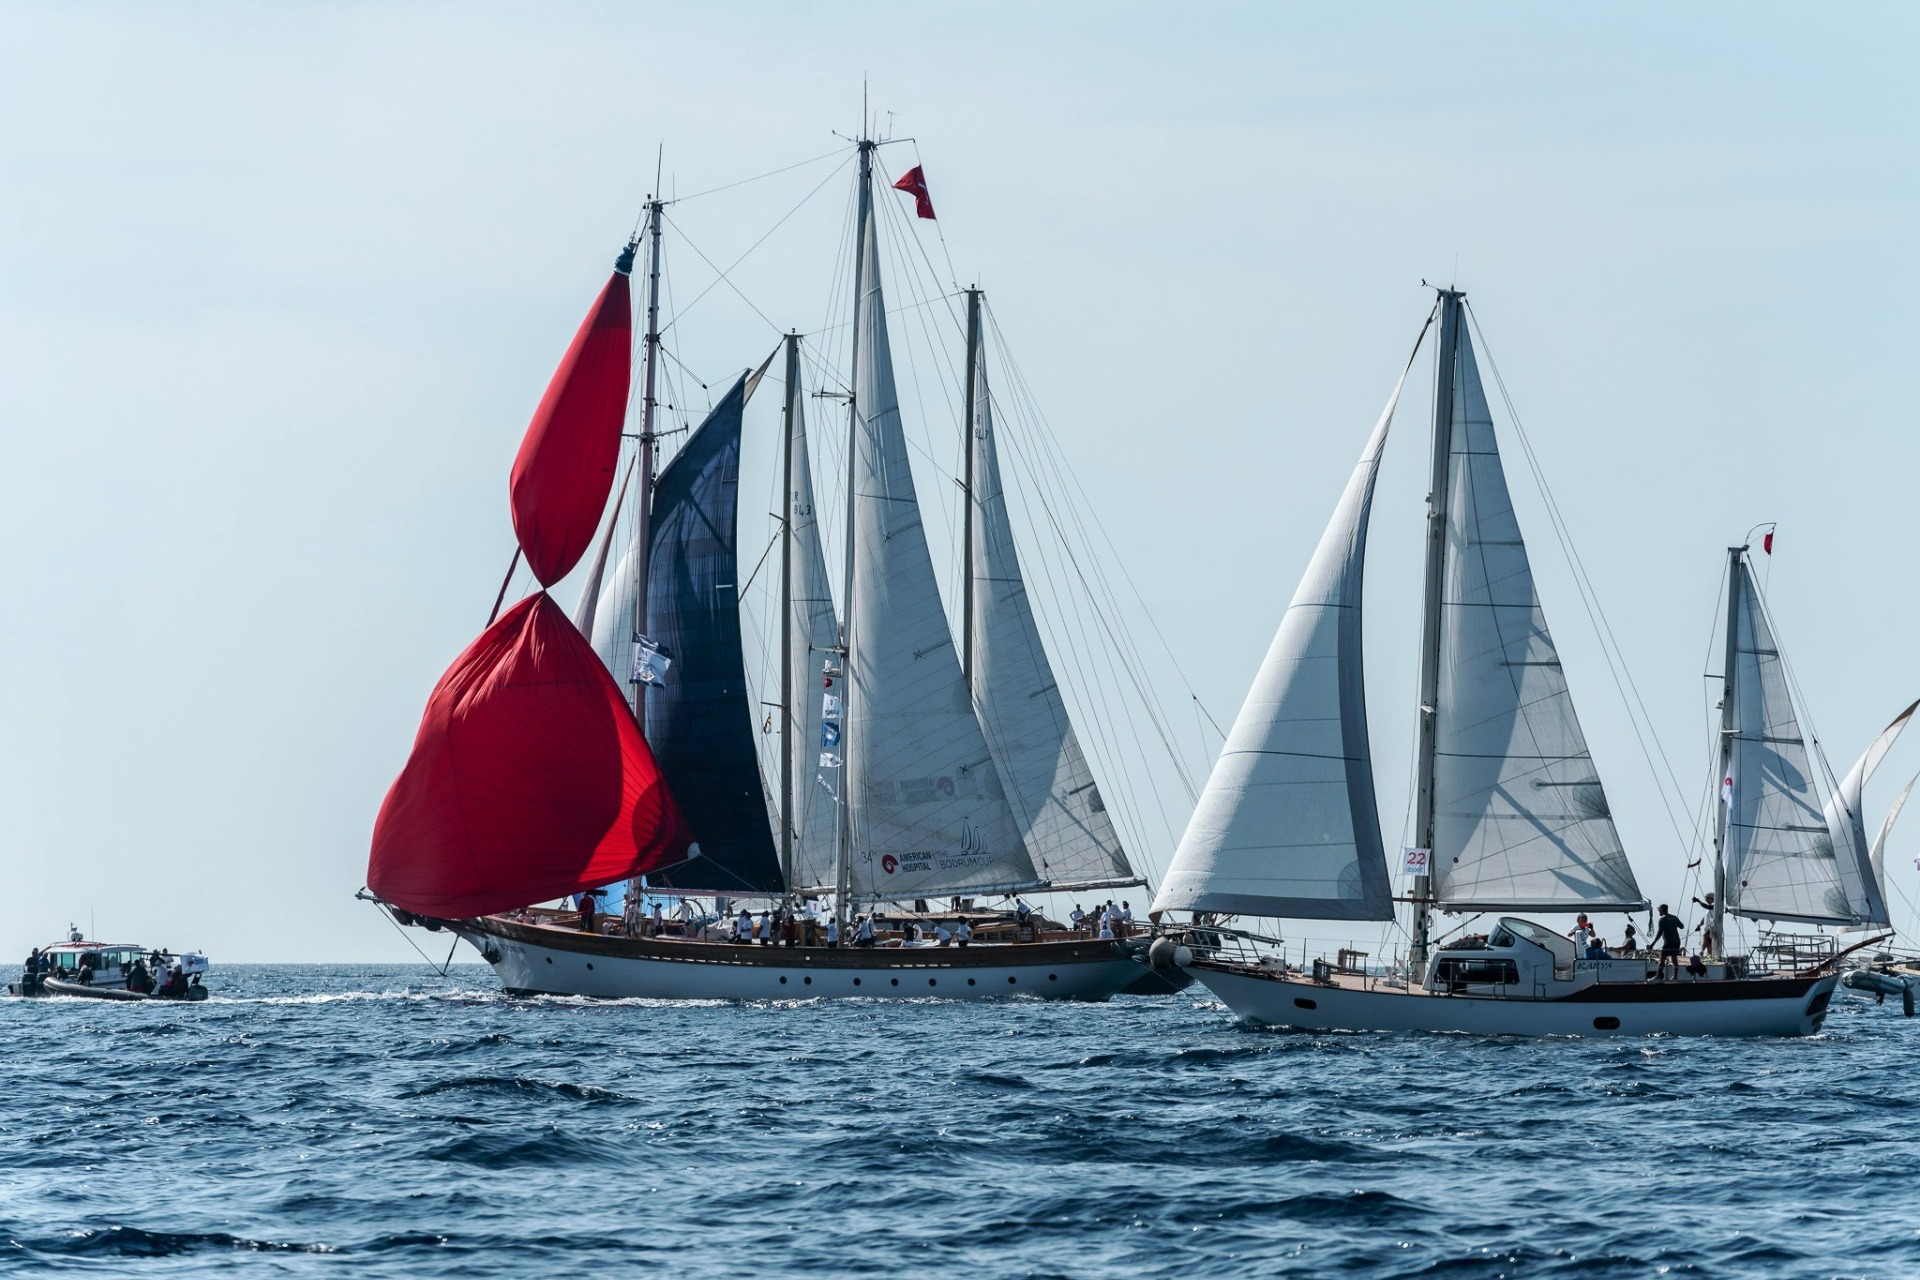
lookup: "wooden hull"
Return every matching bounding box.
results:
[1189,961,1837,1037]
[445,916,1149,1001]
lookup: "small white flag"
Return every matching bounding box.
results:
[822,692,841,720]
[819,752,841,768]
[631,636,671,686]
[1402,847,1430,876]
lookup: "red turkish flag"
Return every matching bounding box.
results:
[1763,530,1774,555]
[893,165,935,219]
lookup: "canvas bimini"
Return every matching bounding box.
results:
[1152,290,1864,1037]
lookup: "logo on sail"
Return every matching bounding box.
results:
[882,854,898,875]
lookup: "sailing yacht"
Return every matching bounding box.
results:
[365,137,1156,1000]
[1153,289,1857,1037]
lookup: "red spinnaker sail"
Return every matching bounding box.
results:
[509,271,633,586]
[368,591,688,918]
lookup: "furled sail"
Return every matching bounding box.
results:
[571,457,634,639]
[638,376,784,894]
[843,203,1033,899]
[785,365,844,895]
[1723,560,1856,923]
[368,592,689,918]
[509,269,633,586]
[968,328,1136,891]
[1427,326,1643,912]
[1152,372,1407,920]
[1817,700,1915,927]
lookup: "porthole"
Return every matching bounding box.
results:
[1048,974,1058,982]
[803,977,812,986]
[967,978,976,986]
[1593,1016,1621,1031]
[929,978,937,987]
[1294,997,1317,1010]
[545,957,553,965]
[1007,976,1016,985]
[853,978,861,987]
[890,978,899,986]
[585,963,593,971]
[779,977,788,985]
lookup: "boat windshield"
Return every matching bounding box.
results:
[1495,918,1577,967]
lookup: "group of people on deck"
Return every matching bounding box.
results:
[1069,901,1133,940]
[1569,893,1721,979]
[722,907,975,949]
[21,947,191,996]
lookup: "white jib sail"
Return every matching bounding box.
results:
[786,366,844,894]
[1427,328,1643,912]
[1151,370,1410,921]
[1870,771,1920,910]
[1724,561,1856,924]
[1819,699,1915,927]
[843,206,1032,900]
[967,333,1135,891]
[590,541,640,684]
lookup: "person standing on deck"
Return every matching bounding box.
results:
[825,915,840,949]
[1070,905,1085,936]
[1652,905,1685,980]
[577,888,599,934]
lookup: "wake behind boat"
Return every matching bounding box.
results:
[1151,289,1884,1037]
[364,131,1178,1001]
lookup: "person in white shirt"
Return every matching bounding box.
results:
[736,908,752,943]
[955,921,972,948]
[1070,905,1086,936]
[933,922,953,947]
[826,916,840,949]
[757,911,772,946]
[856,915,875,948]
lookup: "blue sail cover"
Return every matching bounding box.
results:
[643,375,782,893]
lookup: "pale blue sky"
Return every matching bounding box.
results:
[3,3,1915,960]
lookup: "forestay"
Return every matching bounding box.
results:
[1723,561,1854,923]
[1151,371,1408,921]
[843,207,1033,899]
[968,334,1135,892]
[1427,327,1643,912]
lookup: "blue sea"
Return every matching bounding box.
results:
[3,964,1917,1278]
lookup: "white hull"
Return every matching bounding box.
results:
[448,918,1147,1002]
[1189,962,1838,1038]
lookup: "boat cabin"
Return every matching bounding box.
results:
[1424,918,1648,995]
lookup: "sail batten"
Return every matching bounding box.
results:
[1426,318,1643,913]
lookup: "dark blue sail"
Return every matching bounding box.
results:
[643,375,782,893]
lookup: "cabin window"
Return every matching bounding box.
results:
[1433,958,1518,987]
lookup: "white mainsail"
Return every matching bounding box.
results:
[1151,371,1410,920]
[842,198,1033,899]
[1723,560,1856,924]
[1427,326,1643,912]
[967,325,1136,892]
[1817,700,1914,927]
[786,364,844,894]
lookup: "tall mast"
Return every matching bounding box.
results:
[1713,545,1743,955]
[1411,288,1465,972]
[836,138,876,925]
[961,286,982,692]
[780,331,800,898]
[631,196,665,729]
